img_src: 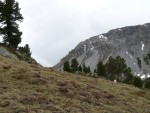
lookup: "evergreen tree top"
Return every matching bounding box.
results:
[0,0,23,49]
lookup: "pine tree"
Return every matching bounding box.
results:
[0,0,23,49]
[94,69,97,73]
[133,76,143,88]
[63,61,70,72]
[105,56,116,80]
[123,67,133,84]
[105,56,127,81]
[105,56,116,75]
[70,58,78,73]
[143,55,149,65]
[82,63,87,74]
[24,44,31,57]
[78,65,82,72]
[19,44,31,57]
[115,56,127,81]
[144,78,150,89]
[137,57,142,68]
[97,61,106,77]
[87,66,91,73]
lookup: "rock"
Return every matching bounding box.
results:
[0,46,18,60]
[114,80,117,83]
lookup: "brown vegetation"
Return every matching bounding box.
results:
[0,56,150,113]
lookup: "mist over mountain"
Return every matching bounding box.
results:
[55,23,150,78]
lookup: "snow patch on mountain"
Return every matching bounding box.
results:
[134,62,136,66]
[118,29,122,31]
[99,35,107,41]
[142,23,148,27]
[136,71,150,79]
[141,74,146,79]
[91,46,94,51]
[141,41,144,51]
[126,51,133,59]
[83,45,86,51]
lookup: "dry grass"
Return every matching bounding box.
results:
[0,56,150,113]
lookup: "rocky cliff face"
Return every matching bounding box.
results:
[0,46,18,60]
[0,43,39,65]
[54,23,150,77]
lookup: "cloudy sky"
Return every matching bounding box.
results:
[16,0,150,67]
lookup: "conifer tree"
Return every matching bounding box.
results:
[97,61,106,77]
[106,56,127,81]
[137,57,142,68]
[105,56,116,76]
[63,61,70,72]
[133,76,143,88]
[94,69,97,73]
[87,66,91,73]
[144,78,150,89]
[82,63,88,74]
[70,58,78,73]
[123,67,133,84]
[115,56,127,80]
[24,44,31,57]
[105,56,116,80]
[78,65,82,72]
[19,44,31,57]
[0,0,23,49]
[143,55,149,65]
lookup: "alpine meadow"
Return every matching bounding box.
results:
[0,0,150,113]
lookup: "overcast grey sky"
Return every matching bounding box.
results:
[17,0,150,67]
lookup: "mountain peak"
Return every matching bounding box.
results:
[54,23,150,77]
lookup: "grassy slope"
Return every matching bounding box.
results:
[0,56,150,113]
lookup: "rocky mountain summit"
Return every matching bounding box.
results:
[55,23,150,78]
